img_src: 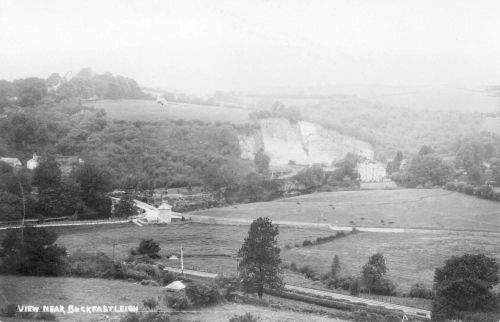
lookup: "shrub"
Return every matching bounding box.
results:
[289,262,297,271]
[229,312,260,322]
[1,304,17,317]
[463,184,475,195]
[302,239,313,247]
[161,271,177,286]
[215,276,241,300]
[140,279,160,287]
[185,281,220,306]
[371,278,397,296]
[134,263,161,279]
[299,266,317,280]
[165,293,189,311]
[137,239,160,258]
[409,283,434,299]
[68,250,113,278]
[124,268,150,281]
[350,279,360,295]
[142,297,158,309]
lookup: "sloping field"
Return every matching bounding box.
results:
[283,231,500,292]
[46,223,335,275]
[192,189,500,231]
[0,275,165,322]
[85,99,251,124]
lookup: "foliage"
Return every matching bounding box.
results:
[72,161,112,217]
[402,151,455,187]
[165,292,189,311]
[0,226,68,276]
[409,283,434,299]
[114,194,139,218]
[249,102,301,123]
[361,253,388,294]
[254,149,270,174]
[68,250,113,278]
[137,239,161,258]
[185,281,221,306]
[142,297,158,310]
[215,275,241,299]
[386,151,403,175]
[238,217,284,298]
[331,255,341,279]
[432,253,499,320]
[229,313,260,322]
[349,278,360,295]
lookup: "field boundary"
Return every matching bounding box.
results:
[187,214,500,234]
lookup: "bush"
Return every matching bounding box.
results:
[140,279,160,287]
[371,278,397,296]
[299,266,317,280]
[142,297,158,309]
[215,276,240,299]
[165,292,189,311]
[124,268,150,281]
[229,312,260,322]
[134,263,161,279]
[161,271,177,286]
[68,250,113,278]
[409,283,434,299]
[1,304,17,317]
[137,239,160,258]
[289,262,297,271]
[185,281,220,306]
[302,239,313,247]
[350,279,360,295]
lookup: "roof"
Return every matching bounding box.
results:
[164,281,185,290]
[158,202,172,210]
[0,157,22,166]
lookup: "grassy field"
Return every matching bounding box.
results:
[36,223,336,275]
[0,275,165,322]
[192,189,500,231]
[86,99,251,124]
[283,231,500,293]
[0,276,349,322]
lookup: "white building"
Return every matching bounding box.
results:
[0,157,22,168]
[357,160,387,182]
[27,153,40,170]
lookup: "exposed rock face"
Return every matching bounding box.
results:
[238,117,374,166]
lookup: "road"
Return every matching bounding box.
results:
[285,285,431,319]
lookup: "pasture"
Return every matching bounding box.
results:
[0,276,350,322]
[192,189,500,232]
[85,99,252,124]
[283,230,500,292]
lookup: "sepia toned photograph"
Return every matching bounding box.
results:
[0,1,499,321]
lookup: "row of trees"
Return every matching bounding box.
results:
[0,157,113,221]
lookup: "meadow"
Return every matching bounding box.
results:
[86,99,252,124]
[283,230,500,293]
[192,189,500,232]
[0,276,347,322]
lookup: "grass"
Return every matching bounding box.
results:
[192,189,500,231]
[24,223,336,275]
[0,275,166,322]
[86,99,251,124]
[283,230,500,293]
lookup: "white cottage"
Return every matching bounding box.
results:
[27,153,40,170]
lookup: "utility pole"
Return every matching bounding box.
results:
[14,170,26,244]
[180,246,184,275]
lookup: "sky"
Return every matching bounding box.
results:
[0,0,499,94]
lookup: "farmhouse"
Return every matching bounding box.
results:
[357,160,387,182]
[0,157,22,168]
[27,153,40,170]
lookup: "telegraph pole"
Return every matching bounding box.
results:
[180,246,184,275]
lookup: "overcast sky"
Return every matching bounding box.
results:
[0,0,499,94]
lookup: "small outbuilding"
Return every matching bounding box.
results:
[164,281,186,291]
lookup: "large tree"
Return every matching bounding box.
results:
[361,253,388,294]
[237,217,283,299]
[0,226,68,276]
[114,194,138,218]
[432,254,499,320]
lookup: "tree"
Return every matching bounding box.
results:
[362,253,388,293]
[237,217,283,299]
[0,226,68,276]
[331,255,341,279]
[33,156,62,189]
[386,151,403,175]
[407,153,455,187]
[37,181,82,217]
[432,254,499,320]
[73,162,112,217]
[114,194,138,218]
[137,239,160,258]
[254,149,270,174]
[418,145,434,156]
